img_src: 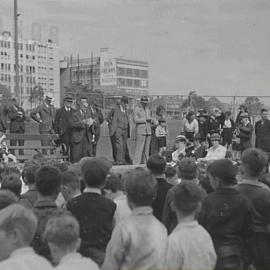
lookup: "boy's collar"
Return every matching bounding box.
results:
[84,187,101,194]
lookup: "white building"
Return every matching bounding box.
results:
[0,33,60,109]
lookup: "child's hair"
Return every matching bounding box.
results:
[241,148,268,178]
[0,190,18,210]
[147,154,166,175]
[43,213,80,250]
[124,167,157,206]
[207,159,237,185]
[81,157,112,188]
[0,204,37,244]
[165,166,177,178]
[35,166,62,197]
[1,173,22,197]
[177,158,197,180]
[171,182,205,214]
[158,118,166,124]
[104,173,123,193]
[22,159,41,185]
[61,170,80,191]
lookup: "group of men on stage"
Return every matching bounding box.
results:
[29,94,154,165]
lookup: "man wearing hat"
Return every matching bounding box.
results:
[198,133,226,162]
[106,96,130,164]
[132,96,152,164]
[31,92,56,154]
[8,98,25,155]
[88,101,104,157]
[238,112,253,151]
[54,95,75,156]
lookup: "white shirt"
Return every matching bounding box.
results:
[0,247,52,270]
[155,125,167,137]
[172,148,186,163]
[166,221,216,270]
[183,119,199,134]
[55,253,98,270]
[223,119,232,128]
[102,206,168,270]
[202,144,227,161]
[114,194,131,224]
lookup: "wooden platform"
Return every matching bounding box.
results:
[110,164,145,174]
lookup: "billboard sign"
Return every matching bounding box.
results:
[100,48,117,86]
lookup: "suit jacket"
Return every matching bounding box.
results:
[239,122,253,150]
[8,104,25,133]
[255,119,270,152]
[0,103,8,132]
[67,192,116,264]
[31,102,55,132]
[54,106,75,136]
[70,108,93,143]
[106,105,129,137]
[89,106,104,138]
[132,104,152,136]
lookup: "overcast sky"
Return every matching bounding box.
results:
[1,0,270,96]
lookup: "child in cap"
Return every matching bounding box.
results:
[155,118,168,155]
[166,182,216,270]
[198,133,226,162]
[199,159,253,270]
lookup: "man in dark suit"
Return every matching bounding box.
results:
[31,93,56,155]
[255,108,270,153]
[88,102,104,157]
[0,94,8,133]
[8,98,25,155]
[70,97,94,163]
[107,96,130,164]
[54,95,75,157]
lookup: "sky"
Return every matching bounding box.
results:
[0,0,270,96]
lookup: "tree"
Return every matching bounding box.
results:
[29,85,44,108]
[244,96,263,116]
[0,83,12,111]
[181,91,207,111]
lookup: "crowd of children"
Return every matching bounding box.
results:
[0,147,269,270]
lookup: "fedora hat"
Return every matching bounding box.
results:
[140,96,149,103]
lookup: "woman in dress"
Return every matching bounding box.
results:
[183,111,199,142]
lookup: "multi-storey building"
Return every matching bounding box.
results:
[60,48,149,107]
[0,33,60,109]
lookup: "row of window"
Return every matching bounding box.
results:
[0,74,11,82]
[1,63,11,71]
[117,78,148,88]
[1,51,9,57]
[117,67,148,78]
[0,41,11,49]
[21,54,35,60]
[72,69,100,78]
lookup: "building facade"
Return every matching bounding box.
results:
[60,48,149,107]
[0,33,60,109]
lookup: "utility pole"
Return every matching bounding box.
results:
[69,54,72,89]
[91,52,93,91]
[77,54,80,85]
[14,0,20,102]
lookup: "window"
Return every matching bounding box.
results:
[127,79,133,86]
[127,68,132,76]
[134,79,140,87]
